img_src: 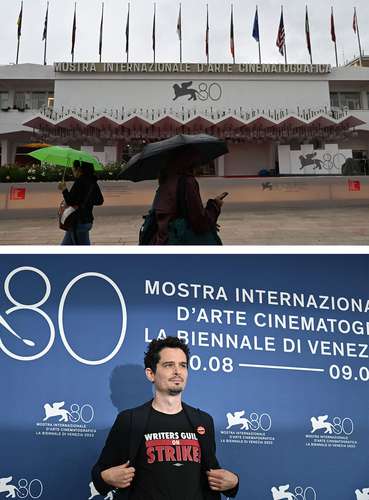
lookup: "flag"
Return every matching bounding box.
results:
[125,3,130,55]
[252,6,260,42]
[152,5,156,54]
[353,7,357,33]
[42,3,49,41]
[330,7,336,43]
[205,5,209,59]
[71,4,76,56]
[99,3,104,58]
[305,6,311,55]
[17,2,23,39]
[276,8,285,55]
[230,5,235,60]
[177,4,182,41]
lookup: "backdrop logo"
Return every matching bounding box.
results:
[356,488,369,500]
[226,411,251,430]
[0,267,127,365]
[305,414,357,450]
[0,475,43,498]
[220,409,275,446]
[35,401,96,439]
[172,81,222,101]
[43,401,72,422]
[310,415,334,434]
[271,484,317,500]
[88,482,113,499]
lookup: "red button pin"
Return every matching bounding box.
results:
[197,426,206,435]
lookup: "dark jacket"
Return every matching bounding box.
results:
[62,175,104,224]
[151,173,220,245]
[92,400,239,499]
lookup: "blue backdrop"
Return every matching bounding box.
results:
[0,254,368,500]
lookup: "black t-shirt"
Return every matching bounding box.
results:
[130,408,203,500]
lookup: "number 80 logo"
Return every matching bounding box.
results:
[0,267,127,365]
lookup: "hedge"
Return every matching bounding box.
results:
[0,163,126,183]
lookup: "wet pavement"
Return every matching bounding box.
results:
[1,204,368,245]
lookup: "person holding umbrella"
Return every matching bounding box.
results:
[58,160,104,245]
[121,134,229,245]
[151,150,225,245]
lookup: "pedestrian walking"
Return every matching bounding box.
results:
[58,160,104,245]
[147,151,226,245]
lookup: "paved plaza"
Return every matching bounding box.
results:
[1,203,369,245]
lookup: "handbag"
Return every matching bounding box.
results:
[58,182,98,231]
[168,176,222,245]
[58,200,79,231]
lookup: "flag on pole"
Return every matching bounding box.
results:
[125,3,130,56]
[99,2,104,59]
[276,8,285,55]
[330,6,336,43]
[17,2,23,39]
[305,6,311,56]
[42,3,49,41]
[230,5,235,61]
[353,7,357,33]
[252,6,260,42]
[71,4,76,58]
[205,4,209,60]
[177,4,182,40]
[152,4,156,55]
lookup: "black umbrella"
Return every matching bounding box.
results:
[120,134,228,182]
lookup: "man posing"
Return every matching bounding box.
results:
[92,337,239,499]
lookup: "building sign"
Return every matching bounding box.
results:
[172,81,222,101]
[54,62,332,75]
[278,145,352,175]
[9,187,26,200]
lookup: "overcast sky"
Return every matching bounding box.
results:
[0,0,368,67]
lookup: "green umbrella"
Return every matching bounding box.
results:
[28,146,103,171]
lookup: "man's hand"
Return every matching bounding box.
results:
[58,181,67,191]
[101,461,135,489]
[206,468,238,492]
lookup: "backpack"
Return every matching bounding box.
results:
[138,208,158,245]
[167,176,222,245]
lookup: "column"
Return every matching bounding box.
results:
[217,155,225,177]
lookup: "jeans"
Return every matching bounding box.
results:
[61,223,93,245]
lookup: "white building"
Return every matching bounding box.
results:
[1,61,369,176]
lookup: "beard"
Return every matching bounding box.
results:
[168,387,183,396]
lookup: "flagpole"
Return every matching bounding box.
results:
[153,3,156,64]
[99,2,104,63]
[230,4,235,64]
[126,2,130,63]
[43,1,49,65]
[282,6,287,65]
[334,42,338,68]
[305,5,312,65]
[331,7,338,67]
[71,2,76,63]
[16,1,23,64]
[354,8,363,66]
[178,3,182,63]
[257,6,261,64]
[206,4,209,64]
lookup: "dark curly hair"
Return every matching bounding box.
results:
[144,337,190,372]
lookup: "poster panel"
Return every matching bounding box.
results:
[0,254,368,500]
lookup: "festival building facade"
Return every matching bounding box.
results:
[1,61,369,176]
